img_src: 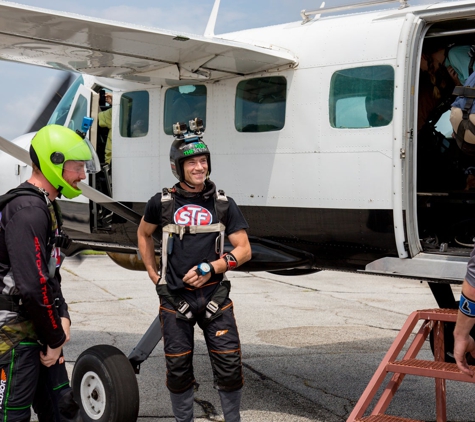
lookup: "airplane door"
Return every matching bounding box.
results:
[58,84,100,234]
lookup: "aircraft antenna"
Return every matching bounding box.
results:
[204,0,221,38]
[301,0,409,24]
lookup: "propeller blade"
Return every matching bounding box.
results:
[27,72,75,133]
[0,135,143,226]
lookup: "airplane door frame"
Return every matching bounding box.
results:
[393,12,418,259]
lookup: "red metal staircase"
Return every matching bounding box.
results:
[347,308,475,422]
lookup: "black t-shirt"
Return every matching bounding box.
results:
[144,184,249,290]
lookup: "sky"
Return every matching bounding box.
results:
[0,0,434,140]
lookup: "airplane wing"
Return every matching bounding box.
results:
[0,2,297,85]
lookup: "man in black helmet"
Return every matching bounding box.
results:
[137,120,251,422]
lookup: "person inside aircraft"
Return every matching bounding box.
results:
[416,39,467,194]
[137,119,252,422]
[98,92,113,166]
[365,96,392,127]
[0,124,100,421]
[418,40,459,133]
[446,44,473,86]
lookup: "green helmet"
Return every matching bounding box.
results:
[29,125,100,199]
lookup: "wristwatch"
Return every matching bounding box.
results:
[196,261,215,277]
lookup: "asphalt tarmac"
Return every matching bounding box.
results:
[36,255,475,422]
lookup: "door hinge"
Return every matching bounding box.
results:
[400,148,406,159]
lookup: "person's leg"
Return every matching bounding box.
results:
[218,389,242,422]
[0,342,41,422]
[169,387,194,422]
[33,350,82,422]
[160,300,196,421]
[201,298,243,421]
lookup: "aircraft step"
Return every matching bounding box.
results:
[346,308,462,422]
[356,414,423,422]
[387,359,475,383]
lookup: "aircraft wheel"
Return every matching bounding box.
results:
[72,344,140,422]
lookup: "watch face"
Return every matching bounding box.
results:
[200,263,211,274]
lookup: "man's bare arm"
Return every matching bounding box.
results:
[137,217,160,284]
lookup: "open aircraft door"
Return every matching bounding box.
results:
[58,84,102,234]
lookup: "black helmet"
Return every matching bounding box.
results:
[170,118,211,182]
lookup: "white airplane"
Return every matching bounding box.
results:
[1,0,475,419]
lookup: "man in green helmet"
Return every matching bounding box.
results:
[0,124,100,421]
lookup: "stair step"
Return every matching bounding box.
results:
[387,359,475,382]
[357,414,423,422]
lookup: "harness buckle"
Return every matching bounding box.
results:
[206,300,219,315]
[177,300,190,314]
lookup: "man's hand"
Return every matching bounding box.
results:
[61,317,71,343]
[183,267,211,288]
[40,345,63,367]
[454,332,475,376]
[447,66,462,86]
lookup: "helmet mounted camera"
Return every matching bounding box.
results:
[170,117,211,183]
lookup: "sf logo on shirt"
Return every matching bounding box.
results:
[174,205,212,225]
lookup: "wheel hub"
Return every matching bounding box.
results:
[80,370,107,420]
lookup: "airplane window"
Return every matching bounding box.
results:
[235,76,286,132]
[329,65,394,128]
[164,85,207,135]
[67,94,88,133]
[48,75,84,126]
[119,91,149,138]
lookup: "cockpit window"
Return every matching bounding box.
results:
[119,91,149,138]
[164,85,207,135]
[48,75,84,126]
[329,65,394,128]
[235,76,286,132]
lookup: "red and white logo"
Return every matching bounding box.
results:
[174,205,212,226]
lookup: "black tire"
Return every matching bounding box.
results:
[72,345,139,422]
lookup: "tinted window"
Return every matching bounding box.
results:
[235,77,286,132]
[329,66,394,128]
[48,75,84,126]
[164,85,207,135]
[119,91,149,138]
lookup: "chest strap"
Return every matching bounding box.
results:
[163,222,225,239]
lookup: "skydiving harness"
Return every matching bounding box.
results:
[0,186,71,355]
[155,184,232,321]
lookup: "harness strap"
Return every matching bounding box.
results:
[163,223,226,239]
[205,279,231,319]
[0,295,22,313]
[453,86,475,98]
[155,284,193,319]
[156,279,231,321]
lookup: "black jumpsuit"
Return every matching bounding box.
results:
[0,182,74,422]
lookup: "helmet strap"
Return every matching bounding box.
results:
[182,180,196,190]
